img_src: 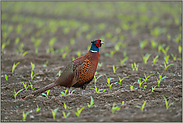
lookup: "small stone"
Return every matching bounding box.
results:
[139,95,142,98]
[153,88,163,92]
[30,115,34,119]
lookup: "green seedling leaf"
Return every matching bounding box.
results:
[106,78,114,90]
[112,103,120,113]
[62,111,70,118]
[30,62,35,71]
[138,78,145,88]
[167,34,171,40]
[142,53,151,64]
[13,89,24,99]
[151,40,158,49]
[136,101,147,111]
[5,74,8,81]
[22,82,28,90]
[130,85,133,90]
[118,76,129,85]
[58,70,61,77]
[51,108,59,120]
[43,60,49,67]
[143,73,154,83]
[42,90,50,98]
[87,96,94,108]
[152,86,157,92]
[153,55,159,64]
[162,96,174,109]
[178,45,182,54]
[63,102,71,110]
[22,110,30,121]
[171,53,177,61]
[73,106,86,117]
[119,57,128,65]
[12,62,20,73]
[122,101,125,105]
[131,62,139,71]
[112,65,119,73]
[139,40,148,49]
[22,51,28,57]
[161,46,170,56]
[160,62,174,71]
[36,105,40,112]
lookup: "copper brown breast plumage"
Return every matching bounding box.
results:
[23,39,104,97]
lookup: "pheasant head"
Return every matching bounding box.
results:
[90,39,104,52]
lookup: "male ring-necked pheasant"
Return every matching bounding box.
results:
[29,39,104,96]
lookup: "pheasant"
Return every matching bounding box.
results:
[28,39,104,97]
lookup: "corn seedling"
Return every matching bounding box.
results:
[5,74,8,81]
[31,71,39,80]
[153,55,159,64]
[93,75,103,85]
[164,55,170,64]
[158,43,166,53]
[151,86,157,92]
[15,37,20,45]
[139,40,148,49]
[43,60,49,67]
[142,53,151,64]
[98,62,103,67]
[167,34,171,41]
[156,72,168,87]
[119,57,128,65]
[130,85,134,90]
[161,46,170,56]
[123,49,127,57]
[22,110,30,121]
[58,70,61,77]
[70,38,75,45]
[109,50,116,58]
[136,101,147,111]
[151,40,158,49]
[12,62,20,73]
[122,101,125,105]
[90,85,106,93]
[118,76,129,85]
[22,82,29,90]
[131,62,139,71]
[30,62,35,70]
[13,89,23,99]
[87,96,94,108]
[76,51,81,57]
[160,62,174,71]
[111,103,120,113]
[62,111,70,118]
[51,108,59,120]
[138,78,145,88]
[22,51,28,57]
[171,53,177,61]
[73,106,86,117]
[178,45,182,54]
[42,89,50,98]
[174,33,181,43]
[61,89,75,96]
[63,102,71,110]
[106,78,114,90]
[36,105,40,112]
[62,52,67,59]
[143,73,154,83]
[112,65,119,73]
[162,96,174,109]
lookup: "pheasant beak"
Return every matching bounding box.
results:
[100,41,104,44]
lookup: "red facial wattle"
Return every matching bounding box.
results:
[95,40,101,47]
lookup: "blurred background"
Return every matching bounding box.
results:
[1,1,181,54]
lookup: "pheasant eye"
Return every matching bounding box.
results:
[95,40,101,47]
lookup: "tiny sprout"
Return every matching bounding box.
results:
[136,101,147,111]
[13,89,24,99]
[51,108,59,120]
[162,96,174,109]
[12,62,20,73]
[153,55,159,64]
[42,89,50,98]
[22,110,30,121]
[63,102,71,110]
[152,86,157,92]
[36,105,40,112]
[131,62,139,71]
[73,106,86,117]
[111,103,120,113]
[112,65,119,73]
[118,76,129,85]
[87,96,94,108]
[106,78,114,90]
[62,111,70,118]
[119,57,128,65]
[5,74,8,81]
[142,53,151,64]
